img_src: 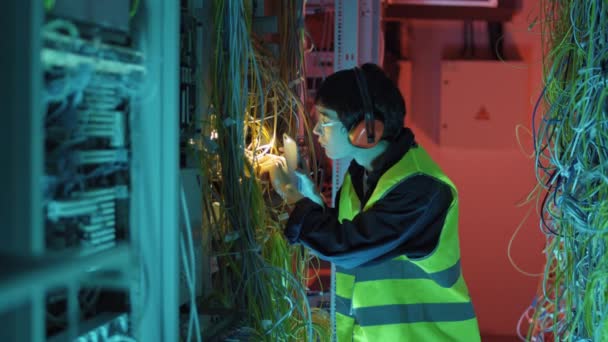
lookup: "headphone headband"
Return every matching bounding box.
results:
[353,67,376,144]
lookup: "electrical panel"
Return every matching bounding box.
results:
[439,60,527,148]
[1,0,180,340]
[42,26,140,256]
[41,4,143,339]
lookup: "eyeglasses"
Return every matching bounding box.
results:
[314,118,342,135]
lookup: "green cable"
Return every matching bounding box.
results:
[203,0,322,339]
[44,0,55,11]
[528,0,608,339]
[130,0,140,18]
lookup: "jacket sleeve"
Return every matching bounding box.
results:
[285,174,453,269]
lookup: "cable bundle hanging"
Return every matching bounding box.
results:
[199,1,328,340]
[274,0,319,185]
[524,1,608,340]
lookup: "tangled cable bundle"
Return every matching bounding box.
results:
[199,1,329,340]
[524,1,608,340]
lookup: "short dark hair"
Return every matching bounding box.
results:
[314,63,406,141]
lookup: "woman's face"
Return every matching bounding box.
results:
[313,105,355,160]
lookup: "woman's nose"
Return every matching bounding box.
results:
[313,122,322,136]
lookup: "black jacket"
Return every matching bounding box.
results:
[285,128,453,269]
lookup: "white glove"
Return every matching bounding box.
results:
[294,171,324,207]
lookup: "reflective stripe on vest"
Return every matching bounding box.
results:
[335,146,480,341]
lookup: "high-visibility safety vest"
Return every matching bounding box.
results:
[335,146,480,341]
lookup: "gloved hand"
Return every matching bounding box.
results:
[256,154,324,207]
[294,171,324,207]
[268,157,304,205]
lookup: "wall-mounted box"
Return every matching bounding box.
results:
[438,60,527,148]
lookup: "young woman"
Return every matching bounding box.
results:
[270,63,481,341]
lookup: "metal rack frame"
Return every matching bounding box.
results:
[0,1,181,341]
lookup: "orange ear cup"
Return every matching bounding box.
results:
[349,119,384,148]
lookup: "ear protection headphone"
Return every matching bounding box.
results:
[349,67,384,148]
